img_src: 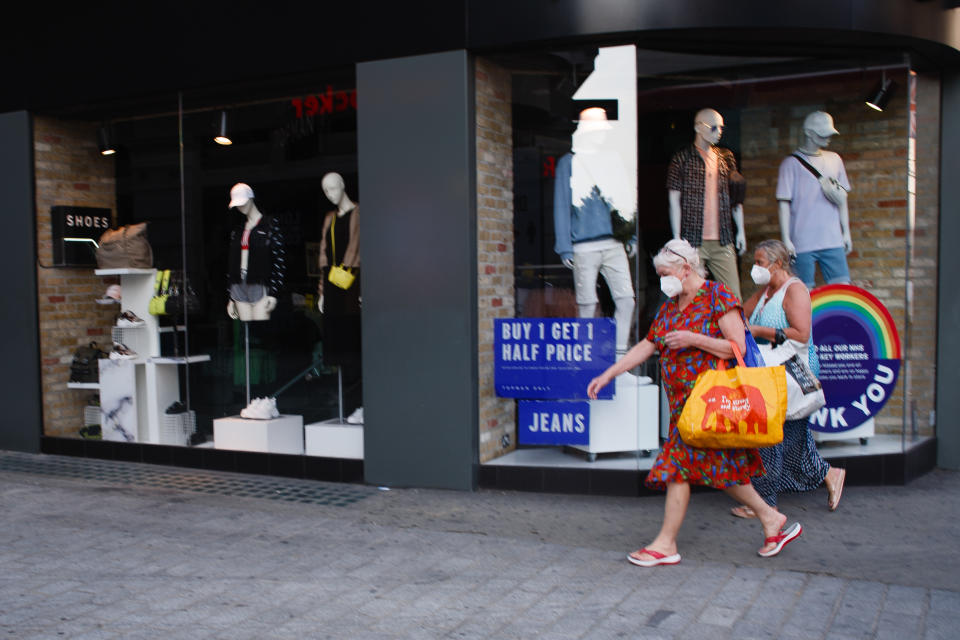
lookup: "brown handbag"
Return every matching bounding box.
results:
[96,223,153,268]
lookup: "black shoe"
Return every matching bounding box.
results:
[165,401,186,414]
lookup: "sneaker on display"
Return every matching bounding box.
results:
[165,401,186,414]
[109,341,138,360]
[346,407,364,424]
[116,310,146,328]
[240,397,280,420]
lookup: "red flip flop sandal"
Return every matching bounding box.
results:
[758,522,803,557]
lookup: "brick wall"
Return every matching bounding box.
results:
[476,59,517,463]
[737,70,923,434]
[34,116,117,437]
[907,72,939,438]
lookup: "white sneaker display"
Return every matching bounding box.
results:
[240,397,280,420]
[109,341,138,360]
[116,310,146,328]
[346,407,364,424]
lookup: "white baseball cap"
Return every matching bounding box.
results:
[228,183,255,208]
[803,111,840,137]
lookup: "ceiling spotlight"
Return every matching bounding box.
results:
[865,74,896,112]
[97,125,116,156]
[214,110,232,145]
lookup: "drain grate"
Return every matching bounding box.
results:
[0,452,373,506]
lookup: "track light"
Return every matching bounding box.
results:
[214,110,232,145]
[97,124,116,156]
[865,74,895,112]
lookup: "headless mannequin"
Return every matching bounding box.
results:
[778,124,852,256]
[668,109,747,254]
[227,195,278,321]
[317,172,357,313]
[556,112,636,353]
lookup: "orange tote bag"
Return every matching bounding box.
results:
[677,341,787,449]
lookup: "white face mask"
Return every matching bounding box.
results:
[751,264,772,286]
[660,275,683,298]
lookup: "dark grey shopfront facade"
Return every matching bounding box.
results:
[2,1,959,491]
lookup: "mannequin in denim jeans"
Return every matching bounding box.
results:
[777,111,852,288]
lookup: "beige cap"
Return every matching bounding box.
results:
[803,111,839,137]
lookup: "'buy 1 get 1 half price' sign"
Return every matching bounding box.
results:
[494,318,616,400]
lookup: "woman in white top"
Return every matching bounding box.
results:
[732,239,846,518]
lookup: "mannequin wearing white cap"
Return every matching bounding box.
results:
[667,108,746,300]
[553,107,636,353]
[226,183,285,321]
[776,111,852,288]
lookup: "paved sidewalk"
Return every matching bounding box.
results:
[0,451,957,639]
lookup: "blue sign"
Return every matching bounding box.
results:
[518,400,589,445]
[494,318,616,399]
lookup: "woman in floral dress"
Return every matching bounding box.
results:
[588,239,803,566]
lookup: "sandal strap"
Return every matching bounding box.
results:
[636,548,666,560]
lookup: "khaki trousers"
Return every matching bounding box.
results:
[697,240,742,300]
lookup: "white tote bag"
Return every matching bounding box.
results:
[758,340,826,420]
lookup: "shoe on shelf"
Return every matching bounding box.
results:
[109,342,138,360]
[241,397,278,420]
[346,407,364,424]
[116,310,145,328]
[165,401,186,414]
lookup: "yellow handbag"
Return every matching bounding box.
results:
[326,215,355,290]
[148,269,171,315]
[677,341,787,449]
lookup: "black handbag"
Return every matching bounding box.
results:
[163,271,203,317]
[69,342,108,383]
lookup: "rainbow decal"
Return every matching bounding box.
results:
[810,285,901,360]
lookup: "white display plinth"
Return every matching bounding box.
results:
[812,417,876,444]
[305,419,364,459]
[214,415,304,454]
[570,373,660,459]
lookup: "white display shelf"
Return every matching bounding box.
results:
[67,382,100,390]
[94,268,156,276]
[150,355,211,365]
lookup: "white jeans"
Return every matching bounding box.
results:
[572,244,635,351]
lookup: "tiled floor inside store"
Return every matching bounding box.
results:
[484,434,932,470]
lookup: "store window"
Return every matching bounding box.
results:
[483,43,935,474]
[40,69,366,460]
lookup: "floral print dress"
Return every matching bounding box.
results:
[644,280,765,490]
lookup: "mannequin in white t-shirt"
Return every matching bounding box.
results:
[776,111,852,288]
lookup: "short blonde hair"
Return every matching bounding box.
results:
[755,239,793,275]
[653,238,707,278]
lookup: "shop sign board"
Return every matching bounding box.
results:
[50,205,112,267]
[517,400,589,445]
[808,285,902,432]
[494,318,616,400]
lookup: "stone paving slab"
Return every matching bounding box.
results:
[0,451,957,638]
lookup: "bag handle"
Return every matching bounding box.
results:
[717,340,747,371]
[791,153,823,179]
[329,214,352,273]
